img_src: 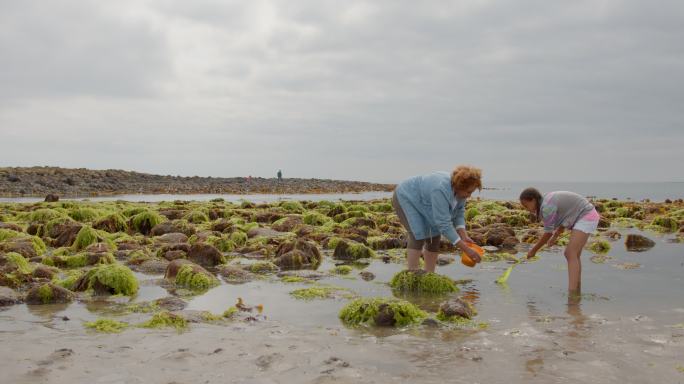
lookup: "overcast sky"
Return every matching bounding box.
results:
[1,0,683,183]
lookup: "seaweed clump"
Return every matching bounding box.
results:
[389,270,458,295]
[339,297,427,327]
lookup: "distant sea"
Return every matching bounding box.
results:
[0,182,682,203]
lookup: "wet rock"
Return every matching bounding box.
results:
[211,219,234,233]
[422,318,440,327]
[154,233,189,244]
[0,222,23,232]
[1,239,39,259]
[162,249,187,261]
[439,297,474,319]
[44,194,59,202]
[150,221,196,237]
[136,259,169,274]
[50,223,82,248]
[247,227,289,239]
[116,241,142,251]
[437,255,454,266]
[625,234,655,252]
[598,216,611,229]
[154,296,187,311]
[359,271,375,281]
[271,216,303,232]
[217,265,255,283]
[373,303,396,327]
[253,211,284,224]
[0,286,22,306]
[187,243,224,267]
[85,242,113,254]
[273,239,321,269]
[25,283,74,305]
[32,265,57,280]
[158,209,185,220]
[164,259,194,280]
[604,230,622,240]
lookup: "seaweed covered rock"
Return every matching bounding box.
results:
[129,211,165,235]
[333,240,375,260]
[1,237,44,259]
[389,270,458,295]
[151,220,196,237]
[174,263,219,292]
[437,297,474,320]
[93,213,128,233]
[72,226,110,251]
[187,243,225,267]
[25,283,74,305]
[588,239,611,254]
[472,224,519,248]
[74,264,138,296]
[273,239,321,270]
[339,297,427,327]
[271,216,303,232]
[625,234,655,252]
[44,194,59,202]
[164,259,194,280]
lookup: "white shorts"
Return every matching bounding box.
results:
[572,209,600,234]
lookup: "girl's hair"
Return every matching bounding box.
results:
[519,187,543,219]
[451,165,482,192]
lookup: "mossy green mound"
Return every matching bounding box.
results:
[84,318,129,333]
[83,263,139,296]
[175,264,219,292]
[389,270,458,295]
[339,297,427,327]
[139,311,188,331]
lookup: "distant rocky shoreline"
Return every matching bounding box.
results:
[0,167,395,197]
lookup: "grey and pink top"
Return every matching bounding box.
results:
[540,191,595,233]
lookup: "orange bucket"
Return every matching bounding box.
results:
[461,242,484,267]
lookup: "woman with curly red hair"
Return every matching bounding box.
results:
[392,166,483,272]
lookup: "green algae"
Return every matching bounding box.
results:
[86,263,139,296]
[52,269,85,290]
[246,261,278,274]
[389,270,458,295]
[184,210,209,224]
[139,311,188,331]
[588,239,611,254]
[68,207,101,222]
[229,231,248,246]
[280,201,304,213]
[303,211,332,226]
[28,208,66,224]
[290,285,354,300]
[84,318,129,333]
[72,226,99,250]
[331,265,353,275]
[496,266,514,285]
[130,210,164,233]
[222,306,238,318]
[4,252,32,274]
[339,297,427,327]
[175,264,219,292]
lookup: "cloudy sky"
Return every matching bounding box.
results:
[1,0,683,183]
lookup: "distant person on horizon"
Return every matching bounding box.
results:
[277,169,282,182]
[392,166,483,272]
[520,188,600,297]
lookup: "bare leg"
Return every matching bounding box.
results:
[407,248,422,270]
[423,250,439,272]
[564,230,590,296]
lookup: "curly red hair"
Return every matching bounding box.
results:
[451,165,482,192]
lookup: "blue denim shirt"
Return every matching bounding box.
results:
[395,171,466,244]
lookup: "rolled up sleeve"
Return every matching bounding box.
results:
[430,189,460,244]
